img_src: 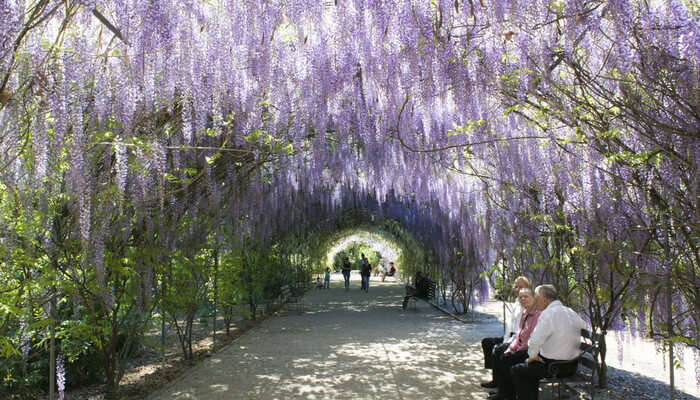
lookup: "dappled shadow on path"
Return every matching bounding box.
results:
[148,280,502,400]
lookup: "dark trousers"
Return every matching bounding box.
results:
[481,336,504,369]
[511,357,578,400]
[361,275,370,290]
[494,349,528,398]
[403,285,427,303]
[402,286,417,308]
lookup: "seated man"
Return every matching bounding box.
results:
[480,276,531,389]
[402,271,430,309]
[488,288,540,400]
[511,284,586,400]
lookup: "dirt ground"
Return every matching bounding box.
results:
[55,302,257,400]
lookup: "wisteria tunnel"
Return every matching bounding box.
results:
[0,0,698,399]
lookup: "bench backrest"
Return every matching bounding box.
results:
[578,328,603,372]
[426,280,436,300]
[280,285,292,297]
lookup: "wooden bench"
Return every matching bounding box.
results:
[539,328,604,400]
[280,284,304,313]
[405,279,436,310]
[298,279,313,291]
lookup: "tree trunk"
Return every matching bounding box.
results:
[450,284,458,312]
[104,306,122,400]
[461,284,469,314]
[185,310,195,360]
[597,334,608,388]
[171,317,188,360]
[224,306,233,336]
[465,281,474,315]
[49,296,56,400]
[161,278,166,377]
[212,248,218,350]
[249,297,256,320]
[103,337,119,400]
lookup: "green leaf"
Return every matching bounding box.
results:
[204,128,216,137]
[205,153,221,165]
[0,337,19,358]
[0,303,21,318]
[27,318,53,331]
[164,172,178,183]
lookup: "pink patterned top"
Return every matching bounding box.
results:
[509,306,541,352]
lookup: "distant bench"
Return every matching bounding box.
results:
[279,284,304,313]
[259,284,305,316]
[539,328,604,400]
[405,279,436,310]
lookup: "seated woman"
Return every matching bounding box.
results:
[382,262,396,281]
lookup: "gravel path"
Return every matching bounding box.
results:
[148,277,498,399]
[148,275,699,400]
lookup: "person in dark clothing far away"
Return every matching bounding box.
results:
[402,271,430,309]
[341,257,352,290]
[360,254,371,292]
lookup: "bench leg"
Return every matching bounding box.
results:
[558,381,561,400]
[285,301,304,314]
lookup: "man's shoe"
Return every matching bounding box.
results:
[480,380,497,388]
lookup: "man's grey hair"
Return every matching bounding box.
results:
[535,284,558,301]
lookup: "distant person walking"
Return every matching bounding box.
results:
[360,254,371,292]
[342,257,352,290]
[324,267,331,289]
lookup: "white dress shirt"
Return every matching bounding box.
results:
[504,300,524,343]
[527,300,586,360]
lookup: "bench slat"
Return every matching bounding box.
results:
[580,343,599,357]
[579,356,597,371]
[581,328,604,343]
[426,280,436,299]
[279,284,304,313]
[406,279,437,309]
